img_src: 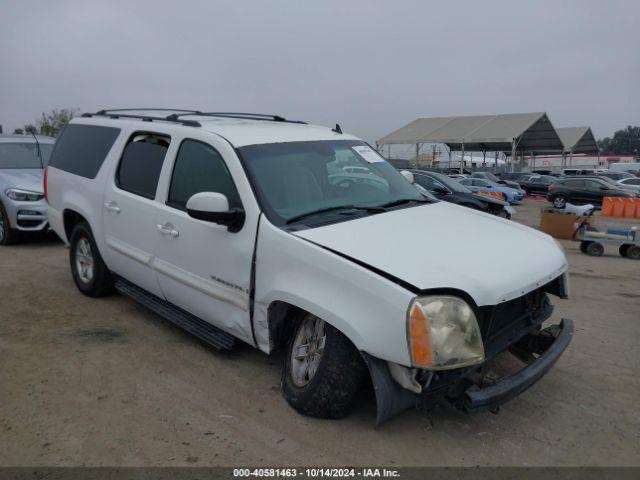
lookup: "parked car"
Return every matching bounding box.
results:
[561,168,608,176]
[406,170,513,218]
[572,175,639,194]
[595,171,635,181]
[547,177,635,208]
[519,175,557,195]
[618,177,640,192]
[470,172,523,191]
[609,162,640,175]
[498,172,532,182]
[0,134,55,245]
[458,178,524,203]
[45,110,573,423]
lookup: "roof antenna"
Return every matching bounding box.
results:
[26,126,43,169]
[332,123,342,134]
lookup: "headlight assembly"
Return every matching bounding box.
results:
[5,188,44,202]
[408,296,484,370]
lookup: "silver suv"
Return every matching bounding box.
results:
[0,134,55,245]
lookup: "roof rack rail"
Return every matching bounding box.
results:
[81,109,202,127]
[166,112,307,124]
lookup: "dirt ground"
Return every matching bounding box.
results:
[1,199,639,467]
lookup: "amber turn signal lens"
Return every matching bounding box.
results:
[409,303,432,366]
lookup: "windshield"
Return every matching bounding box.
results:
[238,140,425,225]
[0,142,53,169]
[427,172,473,193]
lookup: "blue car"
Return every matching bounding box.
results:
[459,178,524,204]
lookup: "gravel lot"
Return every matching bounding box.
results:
[1,199,639,467]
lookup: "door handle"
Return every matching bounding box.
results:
[157,223,179,238]
[104,201,121,213]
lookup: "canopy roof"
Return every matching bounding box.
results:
[556,126,598,153]
[378,112,564,154]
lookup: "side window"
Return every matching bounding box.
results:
[167,139,241,211]
[585,180,604,190]
[116,132,170,199]
[565,179,585,188]
[49,124,120,178]
[414,175,437,191]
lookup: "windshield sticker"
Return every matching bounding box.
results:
[352,145,385,163]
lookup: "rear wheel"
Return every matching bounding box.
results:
[282,313,367,419]
[0,202,18,246]
[580,241,590,254]
[619,244,631,257]
[552,195,567,209]
[69,222,114,297]
[625,245,640,260]
[585,241,604,257]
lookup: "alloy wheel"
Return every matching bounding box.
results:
[290,316,326,387]
[75,237,95,284]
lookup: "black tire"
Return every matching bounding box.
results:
[0,202,19,246]
[625,245,640,260]
[69,222,114,297]
[619,244,631,257]
[586,241,604,257]
[580,241,590,254]
[282,313,367,419]
[552,195,567,209]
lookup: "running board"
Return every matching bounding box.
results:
[115,278,235,350]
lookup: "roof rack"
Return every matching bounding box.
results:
[166,112,307,124]
[81,109,307,127]
[81,109,202,127]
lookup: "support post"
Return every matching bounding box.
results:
[511,139,517,173]
[415,143,420,169]
[460,143,465,174]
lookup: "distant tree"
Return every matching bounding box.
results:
[13,128,24,134]
[598,126,640,155]
[36,108,79,137]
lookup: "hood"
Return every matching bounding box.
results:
[293,202,567,306]
[0,169,43,193]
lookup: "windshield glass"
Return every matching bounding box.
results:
[239,140,424,225]
[0,142,53,169]
[427,172,473,193]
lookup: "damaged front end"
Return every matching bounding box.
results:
[362,282,574,425]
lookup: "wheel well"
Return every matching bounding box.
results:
[63,210,87,241]
[267,301,309,352]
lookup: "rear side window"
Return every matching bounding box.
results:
[49,124,120,178]
[167,139,241,210]
[564,179,585,188]
[116,132,170,199]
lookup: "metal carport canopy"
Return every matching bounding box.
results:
[556,126,599,153]
[378,112,564,154]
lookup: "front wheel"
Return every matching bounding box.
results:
[282,313,367,419]
[0,202,18,245]
[69,222,114,297]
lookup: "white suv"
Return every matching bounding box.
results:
[46,109,573,423]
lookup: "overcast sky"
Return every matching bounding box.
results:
[1,0,638,142]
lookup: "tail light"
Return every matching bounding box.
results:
[548,183,556,190]
[43,166,48,203]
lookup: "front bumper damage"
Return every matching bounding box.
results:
[362,318,574,425]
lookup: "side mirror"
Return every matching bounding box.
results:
[186,192,245,232]
[400,170,415,184]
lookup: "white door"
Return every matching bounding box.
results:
[102,131,173,296]
[152,136,257,345]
